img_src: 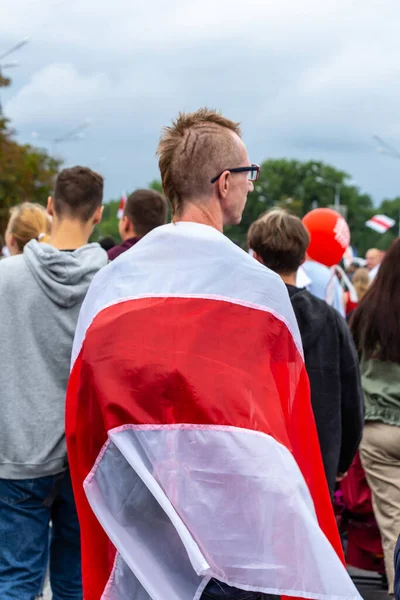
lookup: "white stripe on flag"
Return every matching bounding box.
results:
[366,214,396,233]
[71,222,303,367]
[117,193,127,219]
[84,425,361,600]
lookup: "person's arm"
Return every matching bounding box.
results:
[325,272,345,317]
[336,314,364,475]
[333,276,346,317]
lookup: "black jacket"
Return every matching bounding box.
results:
[395,535,400,600]
[286,284,364,494]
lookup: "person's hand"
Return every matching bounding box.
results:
[336,472,347,482]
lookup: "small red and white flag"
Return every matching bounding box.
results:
[66,223,360,600]
[365,214,396,234]
[117,192,127,219]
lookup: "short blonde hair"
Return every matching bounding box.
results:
[352,268,369,301]
[248,209,310,274]
[157,108,242,216]
[7,203,51,253]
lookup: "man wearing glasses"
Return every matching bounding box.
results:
[157,108,259,229]
[67,109,359,600]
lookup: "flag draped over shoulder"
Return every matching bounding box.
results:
[66,222,360,600]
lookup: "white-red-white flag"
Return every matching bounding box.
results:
[117,192,127,219]
[66,222,360,600]
[365,214,396,233]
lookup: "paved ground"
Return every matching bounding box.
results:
[349,567,390,600]
[43,569,391,599]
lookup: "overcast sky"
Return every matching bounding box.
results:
[2,0,400,205]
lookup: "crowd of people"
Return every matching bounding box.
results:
[0,107,399,600]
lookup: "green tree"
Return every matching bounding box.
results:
[0,77,61,235]
[226,159,376,253]
[93,199,120,241]
[148,179,163,193]
[98,164,400,258]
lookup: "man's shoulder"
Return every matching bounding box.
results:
[288,285,325,307]
[289,287,330,331]
[107,243,124,261]
[107,237,141,261]
[304,288,346,328]
[0,256,32,302]
[0,255,28,278]
[86,224,287,309]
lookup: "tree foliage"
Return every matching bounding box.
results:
[97,159,399,255]
[224,158,399,256]
[0,106,61,236]
[94,199,120,241]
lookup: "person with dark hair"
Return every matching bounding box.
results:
[351,238,400,594]
[248,209,364,495]
[0,166,108,599]
[99,236,116,252]
[53,165,104,222]
[107,188,168,260]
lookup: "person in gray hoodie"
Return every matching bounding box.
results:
[0,166,108,600]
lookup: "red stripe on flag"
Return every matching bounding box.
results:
[117,194,127,219]
[370,216,391,230]
[66,352,115,600]
[67,296,343,599]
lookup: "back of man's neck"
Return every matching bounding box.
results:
[50,221,91,250]
[121,232,137,243]
[177,200,223,232]
[280,273,297,286]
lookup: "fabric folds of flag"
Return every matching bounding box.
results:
[66,222,360,600]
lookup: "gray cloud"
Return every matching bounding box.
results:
[2,0,400,203]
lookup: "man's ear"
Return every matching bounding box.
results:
[47,196,54,217]
[217,171,230,199]
[122,215,128,232]
[122,215,134,234]
[252,250,265,265]
[93,205,104,226]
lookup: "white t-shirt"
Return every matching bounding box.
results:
[368,264,380,281]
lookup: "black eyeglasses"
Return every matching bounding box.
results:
[210,164,260,184]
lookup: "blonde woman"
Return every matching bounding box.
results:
[5,202,51,255]
[352,268,370,302]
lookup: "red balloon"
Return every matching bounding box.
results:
[302,208,350,267]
